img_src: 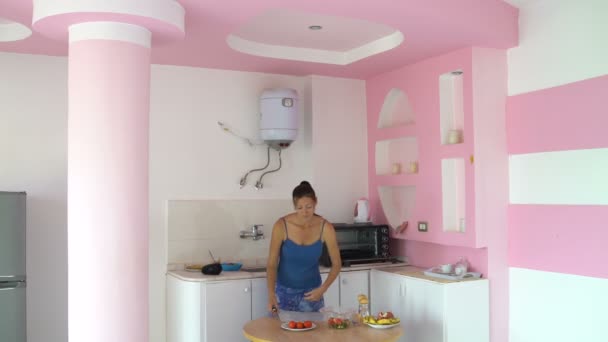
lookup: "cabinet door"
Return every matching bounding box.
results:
[167,275,201,342]
[321,273,340,309]
[204,279,251,342]
[340,270,369,309]
[251,278,269,320]
[371,270,406,342]
[402,278,444,342]
[370,270,403,317]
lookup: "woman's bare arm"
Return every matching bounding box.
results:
[266,219,284,311]
[304,221,341,301]
[320,222,341,293]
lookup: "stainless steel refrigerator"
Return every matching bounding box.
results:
[0,191,26,342]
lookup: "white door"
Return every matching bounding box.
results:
[321,273,340,310]
[204,279,251,342]
[251,278,269,320]
[340,270,369,310]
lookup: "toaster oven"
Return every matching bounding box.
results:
[319,223,390,267]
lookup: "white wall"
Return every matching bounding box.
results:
[510,268,608,342]
[148,65,313,342]
[167,199,293,266]
[0,53,68,342]
[507,1,608,341]
[311,76,368,223]
[149,66,369,342]
[507,0,608,95]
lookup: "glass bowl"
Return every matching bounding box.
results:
[320,307,357,329]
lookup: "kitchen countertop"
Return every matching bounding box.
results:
[166,261,411,283]
[167,263,486,284]
[371,265,487,284]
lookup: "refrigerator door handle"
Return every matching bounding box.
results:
[0,281,26,290]
[0,275,26,282]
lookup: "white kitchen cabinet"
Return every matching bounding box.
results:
[321,272,340,309]
[370,269,489,342]
[370,270,406,342]
[339,270,369,310]
[167,275,201,342]
[251,278,269,320]
[202,279,251,342]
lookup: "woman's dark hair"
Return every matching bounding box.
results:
[292,181,317,204]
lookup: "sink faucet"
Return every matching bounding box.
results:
[240,224,264,240]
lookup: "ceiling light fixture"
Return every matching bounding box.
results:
[308,25,323,31]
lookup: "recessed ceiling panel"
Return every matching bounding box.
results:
[227,9,403,65]
[0,17,32,42]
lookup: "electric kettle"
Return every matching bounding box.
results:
[354,198,370,223]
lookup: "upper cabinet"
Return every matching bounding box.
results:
[367,47,508,248]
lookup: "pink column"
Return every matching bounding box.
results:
[68,22,151,342]
[32,2,184,341]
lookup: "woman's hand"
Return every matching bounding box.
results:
[303,287,325,302]
[268,296,279,313]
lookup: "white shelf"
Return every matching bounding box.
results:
[375,137,418,176]
[377,88,415,129]
[441,158,465,232]
[439,70,465,145]
[378,185,416,230]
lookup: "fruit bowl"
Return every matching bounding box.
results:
[363,311,401,328]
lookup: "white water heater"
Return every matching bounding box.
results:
[259,88,298,149]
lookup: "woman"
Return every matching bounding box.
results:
[266,181,341,313]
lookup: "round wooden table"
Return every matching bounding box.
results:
[243,317,403,342]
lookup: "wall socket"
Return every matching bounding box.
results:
[417,221,428,232]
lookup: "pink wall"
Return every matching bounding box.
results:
[366,47,509,342]
[366,48,496,274]
[507,74,608,279]
[507,74,608,154]
[391,239,487,274]
[366,48,479,248]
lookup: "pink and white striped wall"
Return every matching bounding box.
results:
[507,75,608,279]
[506,1,608,341]
[506,76,608,342]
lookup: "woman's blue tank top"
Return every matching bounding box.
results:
[277,219,324,289]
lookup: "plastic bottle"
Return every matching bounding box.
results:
[357,299,370,325]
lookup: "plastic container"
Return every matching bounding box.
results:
[358,302,370,324]
[220,262,242,271]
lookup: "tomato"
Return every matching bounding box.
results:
[334,318,343,325]
[288,321,296,329]
[304,321,312,328]
[296,322,304,329]
[327,318,334,325]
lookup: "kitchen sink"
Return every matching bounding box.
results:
[241,266,267,273]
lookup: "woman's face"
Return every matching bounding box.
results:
[294,196,316,222]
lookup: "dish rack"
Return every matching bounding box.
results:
[423,267,482,281]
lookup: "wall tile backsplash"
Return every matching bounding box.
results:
[167,199,293,268]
